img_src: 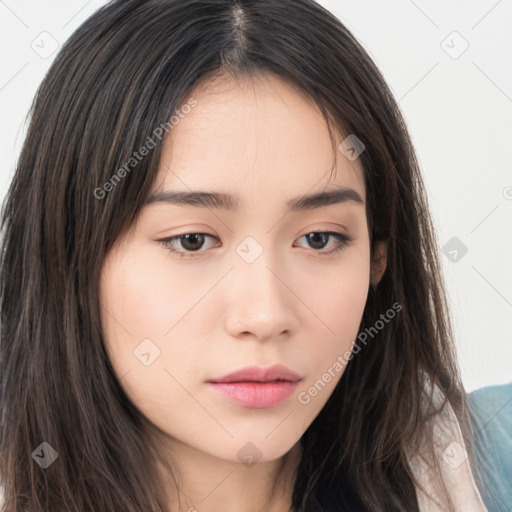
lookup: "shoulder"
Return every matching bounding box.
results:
[468,383,512,512]
[405,377,488,512]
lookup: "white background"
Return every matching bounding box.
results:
[1,0,511,392]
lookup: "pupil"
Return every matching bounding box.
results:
[182,234,204,251]
[307,233,327,249]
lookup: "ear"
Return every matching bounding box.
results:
[370,240,388,288]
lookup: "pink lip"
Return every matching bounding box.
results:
[206,364,302,409]
[208,381,301,408]
[207,364,302,384]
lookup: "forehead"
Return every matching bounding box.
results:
[153,72,365,204]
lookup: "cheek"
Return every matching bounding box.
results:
[99,242,208,347]
[98,241,217,396]
[297,238,370,343]
[98,249,197,426]
[292,240,370,398]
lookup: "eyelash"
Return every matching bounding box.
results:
[157,231,353,258]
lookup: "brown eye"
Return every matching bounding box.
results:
[177,233,206,251]
[158,233,219,257]
[297,231,353,254]
[305,232,330,250]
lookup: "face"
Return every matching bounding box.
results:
[99,72,371,466]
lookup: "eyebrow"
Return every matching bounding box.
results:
[145,186,364,211]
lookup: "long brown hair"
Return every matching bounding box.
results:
[0,0,479,510]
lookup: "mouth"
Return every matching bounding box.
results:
[206,364,303,408]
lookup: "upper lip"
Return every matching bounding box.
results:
[207,364,302,383]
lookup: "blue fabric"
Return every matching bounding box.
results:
[468,383,512,512]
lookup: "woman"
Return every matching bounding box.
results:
[0,0,488,510]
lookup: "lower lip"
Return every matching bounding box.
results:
[207,380,301,408]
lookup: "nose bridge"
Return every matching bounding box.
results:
[233,234,284,304]
[225,234,295,338]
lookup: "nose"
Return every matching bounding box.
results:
[223,245,298,342]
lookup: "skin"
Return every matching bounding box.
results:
[99,71,387,512]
